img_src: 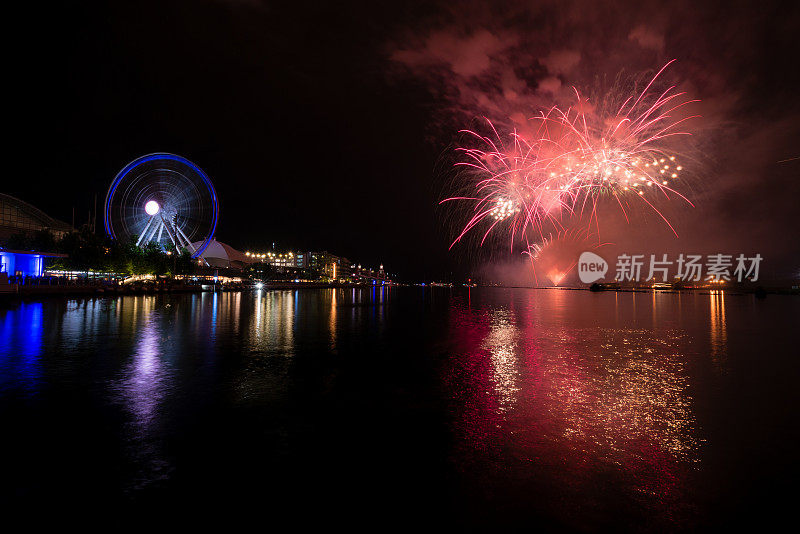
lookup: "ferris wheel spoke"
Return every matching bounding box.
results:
[145,218,162,245]
[161,219,180,249]
[135,215,156,247]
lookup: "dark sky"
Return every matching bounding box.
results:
[10,0,800,281]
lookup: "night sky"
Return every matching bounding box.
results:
[11,0,800,280]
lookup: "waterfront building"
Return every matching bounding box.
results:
[243,248,389,283]
[0,248,67,278]
[0,193,72,241]
[349,262,388,283]
[0,194,72,281]
[309,251,351,281]
[245,250,309,269]
[268,252,304,269]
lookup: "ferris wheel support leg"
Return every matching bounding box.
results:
[144,218,161,246]
[162,221,180,250]
[173,226,187,249]
[175,225,197,254]
[136,216,156,247]
[156,221,164,244]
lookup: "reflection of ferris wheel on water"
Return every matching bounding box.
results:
[104,153,218,258]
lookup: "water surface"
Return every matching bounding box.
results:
[1,288,798,530]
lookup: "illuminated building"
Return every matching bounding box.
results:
[242,248,389,283]
[349,262,387,283]
[244,250,309,269]
[0,193,72,241]
[0,194,71,282]
[0,248,67,278]
[309,251,350,280]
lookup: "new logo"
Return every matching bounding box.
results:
[578,251,608,284]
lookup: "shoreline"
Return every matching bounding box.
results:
[0,281,395,299]
[1,283,796,300]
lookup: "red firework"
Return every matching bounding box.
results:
[443,60,699,249]
[524,228,611,286]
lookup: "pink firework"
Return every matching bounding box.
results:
[525,228,611,286]
[443,60,699,249]
[443,123,564,249]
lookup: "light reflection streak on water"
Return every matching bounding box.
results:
[0,301,43,394]
[211,292,218,338]
[249,290,295,354]
[237,290,304,404]
[224,291,242,336]
[550,331,698,465]
[122,314,169,431]
[448,292,703,507]
[484,309,520,411]
[589,330,697,462]
[254,289,263,339]
[330,289,337,349]
[709,290,727,366]
[377,286,386,314]
[108,301,173,489]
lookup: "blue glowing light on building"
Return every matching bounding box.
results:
[0,249,50,277]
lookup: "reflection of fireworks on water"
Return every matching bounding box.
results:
[525,228,611,286]
[443,60,698,249]
[446,301,702,505]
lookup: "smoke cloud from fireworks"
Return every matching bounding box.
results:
[388,0,800,282]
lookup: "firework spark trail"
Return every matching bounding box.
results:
[524,228,612,286]
[443,61,699,249]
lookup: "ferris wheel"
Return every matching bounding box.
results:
[104,153,218,258]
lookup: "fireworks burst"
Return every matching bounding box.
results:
[490,197,521,220]
[525,228,611,286]
[443,60,699,249]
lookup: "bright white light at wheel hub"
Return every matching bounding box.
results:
[144,200,160,216]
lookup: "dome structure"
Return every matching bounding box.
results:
[189,238,250,269]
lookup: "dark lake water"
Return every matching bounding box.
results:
[1,288,798,530]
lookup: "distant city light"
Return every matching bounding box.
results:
[244,247,389,284]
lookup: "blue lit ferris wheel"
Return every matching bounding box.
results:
[104,153,218,258]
